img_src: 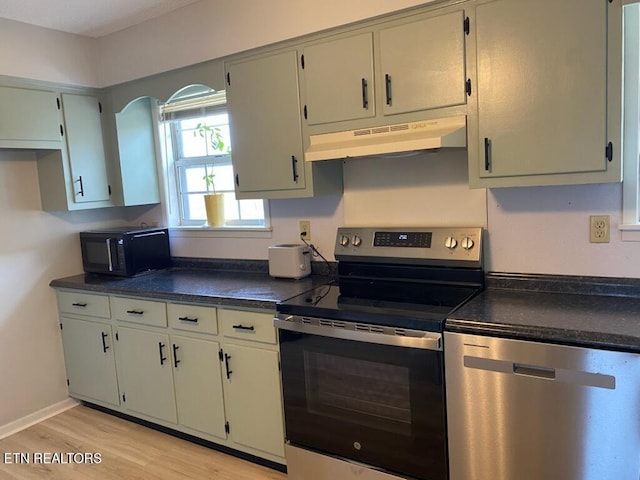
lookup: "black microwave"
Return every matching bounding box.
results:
[80,227,171,276]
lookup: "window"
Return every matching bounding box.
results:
[622,2,640,239]
[159,87,268,229]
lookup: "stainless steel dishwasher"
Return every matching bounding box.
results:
[445,332,640,480]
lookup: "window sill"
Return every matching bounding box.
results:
[169,226,273,239]
[619,224,640,241]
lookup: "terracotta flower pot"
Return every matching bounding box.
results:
[204,193,224,227]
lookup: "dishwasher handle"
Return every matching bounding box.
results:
[513,363,555,380]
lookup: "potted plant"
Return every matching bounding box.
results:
[203,173,224,227]
[195,123,227,227]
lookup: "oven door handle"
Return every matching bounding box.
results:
[274,317,442,351]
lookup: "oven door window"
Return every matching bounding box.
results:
[305,351,412,435]
[280,330,447,480]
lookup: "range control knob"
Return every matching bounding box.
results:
[340,235,350,247]
[461,237,475,250]
[352,235,362,247]
[444,236,458,250]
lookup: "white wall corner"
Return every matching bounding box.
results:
[0,398,78,440]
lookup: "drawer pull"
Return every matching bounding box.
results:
[232,324,255,331]
[101,332,109,353]
[72,302,87,308]
[178,316,199,323]
[126,309,144,316]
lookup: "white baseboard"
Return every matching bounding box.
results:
[0,397,79,440]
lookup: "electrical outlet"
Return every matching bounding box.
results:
[589,215,610,243]
[299,220,311,241]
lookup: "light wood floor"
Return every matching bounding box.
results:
[0,405,287,479]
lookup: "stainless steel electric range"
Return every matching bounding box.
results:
[275,226,484,480]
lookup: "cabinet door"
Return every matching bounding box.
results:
[60,317,119,406]
[379,10,467,116]
[226,50,306,193]
[115,97,160,206]
[116,326,177,423]
[172,335,227,439]
[61,93,110,203]
[223,343,285,457]
[303,33,375,125]
[473,0,612,182]
[0,86,60,145]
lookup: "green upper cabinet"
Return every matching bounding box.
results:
[61,93,110,203]
[226,49,342,199]
[0,86,61,148]
[36,89,114,211]
[468,0,622,188]
[302,33,376,126]
[378,10,468,117]
[113,97,160,206]
[226,50,306,194]
[300,7,469,134]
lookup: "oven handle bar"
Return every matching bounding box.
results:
[274,316,442,351]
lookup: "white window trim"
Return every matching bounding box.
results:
[621,2,640,240]
[153,92,272,238]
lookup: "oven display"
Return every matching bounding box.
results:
[373,231,432,248]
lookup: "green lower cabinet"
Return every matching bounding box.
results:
[222,343,285,458]
[60,316,119,407]
[172,335,227,439]
[116,326,178,424]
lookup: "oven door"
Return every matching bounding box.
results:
[276,316,447,480]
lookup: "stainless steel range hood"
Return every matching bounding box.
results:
[305,115,467,162]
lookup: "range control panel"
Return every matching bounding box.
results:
[334,227,483,267]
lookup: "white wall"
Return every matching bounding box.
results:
[487,183,637,277]
[0,153,155,427]
[0,18,98,87]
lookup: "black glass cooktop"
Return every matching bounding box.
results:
[277,283,480,332]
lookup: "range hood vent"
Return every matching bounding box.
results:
[305,116,467,162]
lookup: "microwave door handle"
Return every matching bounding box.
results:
[106,239,114,272]
[132,231,166,239]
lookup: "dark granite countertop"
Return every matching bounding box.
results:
[447,273,640,353]
[50,261,332,310]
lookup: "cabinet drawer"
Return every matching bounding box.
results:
[219,309,276,344]
[57,291,110,319]
[110,297,167,327]
[168,303,218,335]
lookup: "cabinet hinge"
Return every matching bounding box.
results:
[115,331,119,341]
[98,102,103,113]
[226,72,231,86]
[66,379,70,386]
[465,79,472,96]
[59,125,64,137]
[219,348,224,361]
[224,421,230,434]
[56,97,61,110]
[235,173,239,188]
[303,105,308,120]
[605,142,613,162]
[59,323,63,330]
[108,185,112,196]
[464,16,470,35]
[301,54,305,69]
[122,393,126,402]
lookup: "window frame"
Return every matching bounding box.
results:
[621,2,640,240]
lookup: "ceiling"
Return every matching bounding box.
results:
[0,0,203,38]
